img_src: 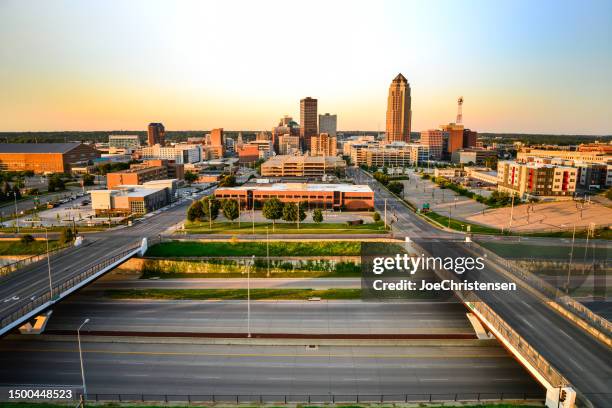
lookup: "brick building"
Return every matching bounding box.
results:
[0,143,100,174]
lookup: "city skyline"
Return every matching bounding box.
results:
[1,0,611,135]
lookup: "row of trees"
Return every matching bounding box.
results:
[372,171,404,196]
[187,197,324,228]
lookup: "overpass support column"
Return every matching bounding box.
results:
[18,311,53,335]
[546,387,576,408]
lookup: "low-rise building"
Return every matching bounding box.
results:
[106,166,168,189]
[260,155,346,178]
[277,134,300,155]
[214,183,374,210]
[497,161,577,199]
[237,140,273,164]
[108,135,141,150]
[451,148,497,165]
[91,184,169,216]
[142,143,202,164]
[0,143,100,174]
[517,147,611,164]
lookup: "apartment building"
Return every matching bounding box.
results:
[497,161,577,199]
[141,144,201,164]
[517,148,611,164]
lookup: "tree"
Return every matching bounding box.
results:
[372,212,381,222]
[218,174,236,187]
[201,196,220,222]
[388,181,404,195]
[313,208,323,223]
[82,174,95,186]
[47,174,65,192]
[20,234,35,245]
[184,171,198,184]
[262,197,283,230]
[187,200,204,222]
[222,199,239,222]
[59,227,73,245]
[282,202,305,223]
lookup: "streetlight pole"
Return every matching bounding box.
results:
[45,228,53,298]
[77,318,90,401]
[384,198,387,230]
[566,224,576,293]
[266,226,270,277]
[247,255,254,338]
[13,192,19,233]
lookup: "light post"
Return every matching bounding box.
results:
[266,226,270,277]
[44,227,53,298]
[247,255,255,338]
[566,224,576,293]
[12,191,19,233]
[77,318,90,400]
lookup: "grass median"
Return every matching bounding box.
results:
[183,221,387,235]
[0,240,61,256]
[146,241,362,257]
[106,288,362,300]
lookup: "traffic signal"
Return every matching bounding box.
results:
[560,389,567,402]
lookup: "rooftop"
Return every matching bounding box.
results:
[217,183,373,193]
[0,142,87,154]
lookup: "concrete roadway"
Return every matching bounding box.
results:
[0,339,543,397]
[44,298,474,335]
[90,277,362,290]
[350,167,612,407]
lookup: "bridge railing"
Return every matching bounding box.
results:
[411,241,570,389]
[470,243,611,339]
[1,244,141,331]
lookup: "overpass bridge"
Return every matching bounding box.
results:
[351,167,611,408]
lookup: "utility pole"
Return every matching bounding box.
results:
[13,192,19,233]
[237,199,241,229]
[252,205,255,234]
[297,201,300,230]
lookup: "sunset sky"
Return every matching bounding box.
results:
[1,0,611,134]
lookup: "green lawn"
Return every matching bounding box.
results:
[479,241,609,260]
[107,288,362,300]
[145,241,362,257]
[182,221,388,235]
[422,211,502,234]
[0,240,61,256]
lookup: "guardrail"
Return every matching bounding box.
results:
[76,392,544,404]
[470,243,612,341]
[0,244,140,332]
[410,240,570,390]
[0,242,74,278]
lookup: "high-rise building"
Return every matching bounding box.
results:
[440,123,464,155]
[208,128,225,157]
[420,130,448,160]
[147,123,166,146]
[278,134,300,155]
[385,74,412,143]
[300,97,318,151]
[319,113,337,137]
[310,133,337,157]
[463,129,478,148]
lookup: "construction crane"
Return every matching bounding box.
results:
[456,96,464,124]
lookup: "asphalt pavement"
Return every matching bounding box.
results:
[44,298,474,335]
[0,339,543,397]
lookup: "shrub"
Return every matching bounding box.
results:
[20,234,35,244]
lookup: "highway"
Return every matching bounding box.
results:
[90,277,362,290]
[0,339,543,397]
[0,191,206,323]
[43,298,474,336]
[350,167,612,407]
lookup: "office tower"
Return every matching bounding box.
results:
[463,129,478,148]
[319,113,337,137]
[420,129,447,160]
[385,74,412,143]
[300,97,318,151]
[310,133,337,157]
[440,123,464,155]
[208,128,225,157]
[147,123,166,146]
